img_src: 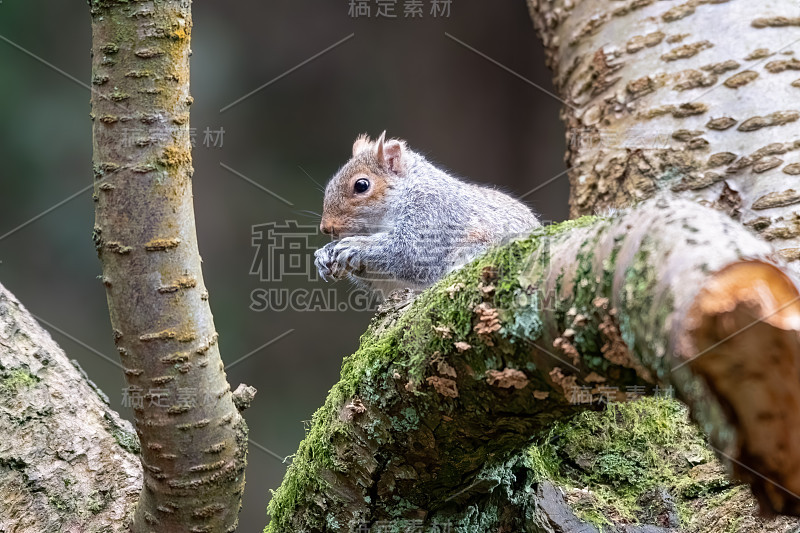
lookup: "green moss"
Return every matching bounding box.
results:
[504,290,544,342]
[265,207,749,530]
[618,239,674,381]
[706,484,744,508]
[601,235,624,295]
[527,441,560,482]
[48,493,74,512]
[725,515,744,533]
[265,215,652,532]
[111,426,140,455]
[574,504,613,530]
[266,219,594,532]
[390,407,420,433]
[104,412,140,455]
[86,491,108,514]
[265,326,402,532]
[401,216,605,380]
[0,368,40,393]
[542,215,600,236]
[526,397,712,527]
[568,242,605,355]
[682,476,731,499]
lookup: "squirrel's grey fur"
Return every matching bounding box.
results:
[314,132,540,295]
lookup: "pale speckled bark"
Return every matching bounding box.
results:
[527,0,800,269]
[89,1,248,531]
[0,282,141,533]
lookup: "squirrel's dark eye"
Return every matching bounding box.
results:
[353,178,370,194]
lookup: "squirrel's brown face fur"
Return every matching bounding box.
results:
[320,133,404,238]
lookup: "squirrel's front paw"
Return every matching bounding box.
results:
[314,238,369,282]
[332,237,371,274]
[314,241,339,281]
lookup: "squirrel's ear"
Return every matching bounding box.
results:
[375,131,387,161]
[352,134,371,156]
[375,131,404,174]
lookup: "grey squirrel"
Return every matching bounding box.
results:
[314,132,540,294]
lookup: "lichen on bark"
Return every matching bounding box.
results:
[89,1,248,531]
[0,282,141,533]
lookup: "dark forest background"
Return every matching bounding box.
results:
[0,1,566,528]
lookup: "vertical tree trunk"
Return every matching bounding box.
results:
[89,1,247,531]
[528,0,800,269]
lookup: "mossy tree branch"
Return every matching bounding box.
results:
[89,1,247,531]
[267,198,800,531]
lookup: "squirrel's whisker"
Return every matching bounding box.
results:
[298,165,326,193]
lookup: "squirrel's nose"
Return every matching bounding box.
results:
[320,220,334,235]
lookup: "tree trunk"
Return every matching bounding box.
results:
[527,0,800,268]
[0,282,141,532]
[89,1,247,531]
[265,198,800,531]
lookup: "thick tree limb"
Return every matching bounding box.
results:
[527,0,800,269]
[524,0,800,517]
[0,282,141,532]
[266,198,800,531]
[89,1,247,531]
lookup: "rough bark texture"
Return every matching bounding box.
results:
[266,198,800,532]
[0,282,141,533]
[89,1,247,531]
[527,0,800,270]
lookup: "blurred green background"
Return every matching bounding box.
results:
[0,0,567,529]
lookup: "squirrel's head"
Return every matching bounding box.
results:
[320,131,406,238]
